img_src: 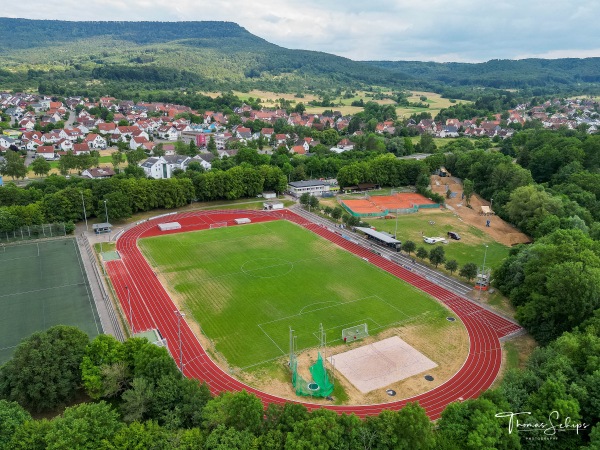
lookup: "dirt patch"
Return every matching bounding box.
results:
[430,175,531,246]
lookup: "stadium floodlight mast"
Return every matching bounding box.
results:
[478,244,489,300]
[126,285,133,334]
[175,310,186,375]
[81,191,88,232]
[103,199,109,223]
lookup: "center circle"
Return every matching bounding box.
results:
[241,258,294,278]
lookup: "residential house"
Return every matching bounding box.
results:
[72,143,90,156]
[36,145,55,160]
[57,139,74,152]
[163,155,191,173]
[130,136,150,150]
[84,133,107,149]
[0,136,17,149]
[192,153,214,170]
[82,167,116,179]
[157,125,179,140]
[235,126,253,140]
[97,122,117,135]
[439,126,459,138]
[19,118,36,131]
[140,156,171,179]
[25,139,44,151]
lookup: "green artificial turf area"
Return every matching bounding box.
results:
[0,238,101,364]
[139,220,449,370]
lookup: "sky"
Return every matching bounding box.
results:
[6,0,600,63]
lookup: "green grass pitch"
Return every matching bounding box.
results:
[0,238,102,364]
[139,220,449,369]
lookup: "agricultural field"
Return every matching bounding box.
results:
[138,220,450,370]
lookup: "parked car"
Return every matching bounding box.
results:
[447,231,461,240]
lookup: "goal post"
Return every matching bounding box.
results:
[209,222,228,229]
[342,323,368,342]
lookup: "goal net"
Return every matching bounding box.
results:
[209,222,228,229]
[342,323,368,342]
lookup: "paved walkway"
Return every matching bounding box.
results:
[75,228,125,341]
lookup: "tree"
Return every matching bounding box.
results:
[202,390,264,435]
[0,151,27,179]
[80,334,126,400]
[429,246,446,267]
[418,133,437,153]
[445,259,459,274]
[308,195,320,210]
[207,136,217,155]
[44,401,122,450]
[299,192,311,208]
[462,178,475,208]
[416,246,428,260]
[285,409,343,450]
[459,262,478,282]
[331,207,343,221]
[110,150,124,171]
[0,325,89,412]
[126,148,147,166]
[101,191,132,221]
[30,156,51,177]
[402,240,416,255]
[0,400,31,449]
[120,377,154,423]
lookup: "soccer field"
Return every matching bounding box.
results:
[139,220,449,369]
[0,238,102,364]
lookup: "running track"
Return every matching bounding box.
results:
[106,209,522,420]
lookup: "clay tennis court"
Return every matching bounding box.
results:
[342,193,438,216]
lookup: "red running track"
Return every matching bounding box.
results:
[107,209,522,419]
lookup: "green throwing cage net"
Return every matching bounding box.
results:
[291,352,333,397]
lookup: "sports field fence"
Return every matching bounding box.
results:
[0,223,66,243]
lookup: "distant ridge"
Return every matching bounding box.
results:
[0,18,597,93]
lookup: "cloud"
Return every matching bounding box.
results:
[5,0,600,62]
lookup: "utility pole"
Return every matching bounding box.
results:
[175,310,186,375]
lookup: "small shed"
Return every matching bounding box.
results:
[263,201,284,211]
[158,222,182,231]
[93,223,112,234]
[234,218,251,224]
[262,191,277,199]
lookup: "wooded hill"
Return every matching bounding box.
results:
[368,58,600,91]
[0,18,599,96]
[0,19,405,93]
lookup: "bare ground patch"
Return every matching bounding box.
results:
[430,175,531,247]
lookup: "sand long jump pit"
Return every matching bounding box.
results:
[332,336,437,393]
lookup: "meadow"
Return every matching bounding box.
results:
[139,220,449,369]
